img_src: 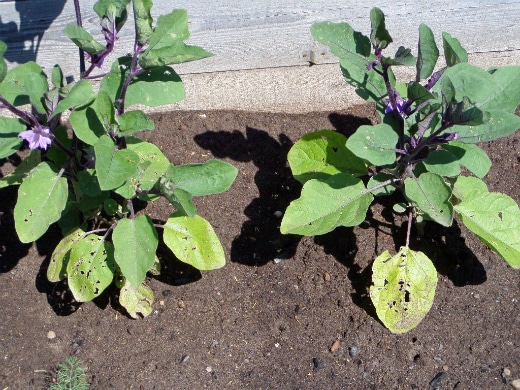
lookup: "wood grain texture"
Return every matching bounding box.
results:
[1,0,520,79]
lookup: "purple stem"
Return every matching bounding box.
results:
[73,0,86,76]
[116,42,145,116]
[0,95,39,127]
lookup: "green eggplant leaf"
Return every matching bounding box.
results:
[14,162,68,243]
[416,23,439,81]
[441,142,491,178]
[454,191,520,269]
[133,0,153,45]
[100,57,185,107]
[370,7,393,49]
[442,32,468,67]
[51,79,95,119]
[117,110,155,135]
[0,117,25,159]
[404,172,453,227]
[281,173,373,235]
[94,135,139,190]
[112,215,158,287]
[0,62,47,107]
[161,160,238,197]
[139,9,213,68]
[163,212,226,270]
[346,124,398,166]
[63,24,106,54]
[287,130,367,184]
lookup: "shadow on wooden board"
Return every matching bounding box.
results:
[0,0,66,64]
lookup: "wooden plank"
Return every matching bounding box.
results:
[1,0,520,79]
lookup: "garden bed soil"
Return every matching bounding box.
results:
[1,105,519,389]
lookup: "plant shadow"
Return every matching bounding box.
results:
[195,126,302,266]
[0,0,67,64]
[0,185,32,273]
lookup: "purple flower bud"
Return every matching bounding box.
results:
[384,94,407,114]
[18,125,52,150]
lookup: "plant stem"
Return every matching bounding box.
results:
[405,209,413,248]
[73,0,86,76]
[116,42,144,116]
[128,199,135,219]
[51,134,76,157]
[0,95,38,127]
[380,60,406,148]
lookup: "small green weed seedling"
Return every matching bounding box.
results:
[281,8,520,332]
[0,0,237,318]
[49,356,89,390]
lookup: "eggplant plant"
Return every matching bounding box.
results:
[281,8,520,332]
[0,0,237,318]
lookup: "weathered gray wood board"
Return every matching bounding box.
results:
[1,0,520,78]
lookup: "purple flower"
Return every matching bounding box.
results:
[384,94,407,114]
[18,125,52,150]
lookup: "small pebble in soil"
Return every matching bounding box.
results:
[273,210,283,218]
[177,300,186,309]
[323,272,331,282]
[429,371,447,388]
[348,345,358,357]
[511,378,520,390]
[329,339,340,353]
[46,331,56,340]
[313,357,325,370]
[71,340,83,348]
[162,289,174,297]
[179,355,190,364]
[206,366,213,373]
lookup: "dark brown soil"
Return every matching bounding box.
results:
[1,106,519,389]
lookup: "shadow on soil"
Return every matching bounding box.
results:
[195,126,302,266]
[195,112,487,318]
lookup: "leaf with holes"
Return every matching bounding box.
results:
[112,215,158,287]
[47,227,85,282]
[126,139,169,190]
[370,246,438,333]
[14,162,68,243]
[67,236,115,302]
[163,212,225,270]
[119,278,154,318]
